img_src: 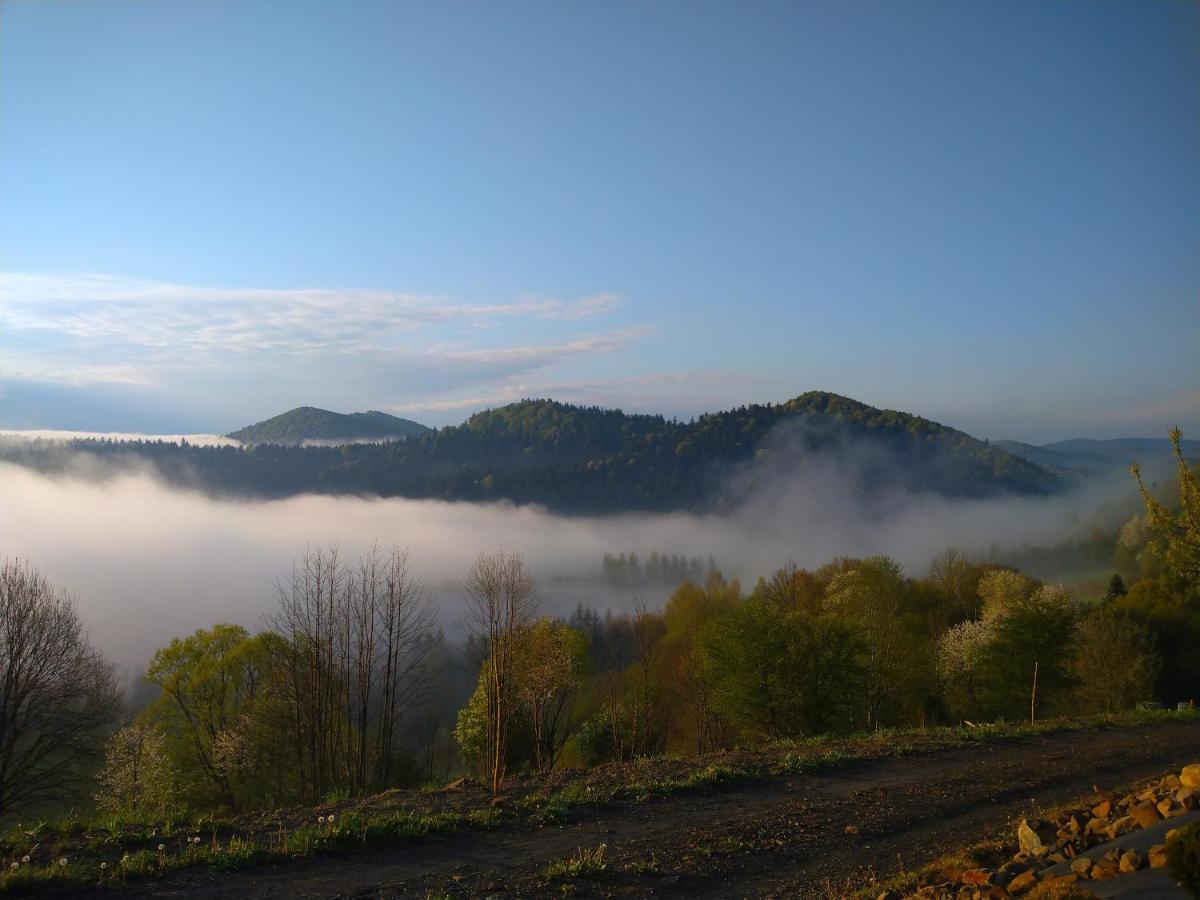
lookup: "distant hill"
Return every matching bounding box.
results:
[1,392,1063,512]
[228,407,430,445]
[996,436,1200,481]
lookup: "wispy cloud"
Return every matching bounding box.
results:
[0,272,623,358]
[0,272,647,428]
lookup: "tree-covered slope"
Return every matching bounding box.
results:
[0,392,1060,512]
[228,407,430,444]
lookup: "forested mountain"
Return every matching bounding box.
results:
[0,392,1060,512]
[228,407,430,444]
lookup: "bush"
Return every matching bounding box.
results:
[1168,821,1200,896]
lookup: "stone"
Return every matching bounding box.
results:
[1084,816,1109,835]
[1167,828,1181,843]
[1044,873,1079,887]
[1070,857,1092,876]
[1182,763,1200,789]
[1091,799,1112,818]
[1119,849,1144,873]
[1157,798,1174,817]
[1017,819,1056,856]
[1132,800,1161,829]
[443,777,466,791]
[844,824,859,835]
[1064,815,1083,834]
[1007,869,1038,893]
[1149,844,1168,868]
[961,869,991,886]
[1179,788,1199,809]
[1163,774,1183,790]
[1090,859,1120,880]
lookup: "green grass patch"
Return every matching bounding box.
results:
[541,843,608,880]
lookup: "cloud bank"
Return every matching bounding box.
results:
[0,442,1140,672]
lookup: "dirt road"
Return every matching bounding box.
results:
[107,720,1200,899]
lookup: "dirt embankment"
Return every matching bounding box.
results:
[94,720,1200,899]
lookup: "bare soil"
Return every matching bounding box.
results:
[72,719,1200,899]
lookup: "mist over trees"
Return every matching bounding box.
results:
[0,428,1195,824]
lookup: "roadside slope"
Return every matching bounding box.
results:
[98,719,1200,899]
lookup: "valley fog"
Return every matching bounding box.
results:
[0,456,1139,671]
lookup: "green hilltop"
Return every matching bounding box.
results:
[228,406,431,445]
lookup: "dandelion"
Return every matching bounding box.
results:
[191,836,201,845]
[318,815,325,825]
[157,844,165,852]
[327,813,335,824]
[9,862,17,871]
[100,862,108,870]
[20,856,29,864]
[58,857,67,867]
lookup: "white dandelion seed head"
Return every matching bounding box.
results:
[100,862,108,870]
[157,844,165,852]
[58,857,67,867]
[318,816,325,824]
[9,862,17,871]
[20,856,29,864]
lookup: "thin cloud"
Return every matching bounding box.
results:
[0,272,623,356]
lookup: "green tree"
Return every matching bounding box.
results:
[1070,607,1158,713]
[824,557,936,728]
[145,624,274,808]
[1132,427,1200,586]
[976,585,1077,720]
[515,619,588,774]
[698,599,865,739]
[94,722,179,820]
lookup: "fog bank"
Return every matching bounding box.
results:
[0,456,1139,670]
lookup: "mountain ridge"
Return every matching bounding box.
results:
[0,390,1064,512]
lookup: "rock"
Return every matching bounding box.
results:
[1163,773,1183,790]
[1091,859,1120,880]
[1167,828,1181,843]
[1181,763,1200,789]
[1007,869,1038,893]
[1091,799,1112,818]
[961,869,991,886]
[1157,798,1174,816]
[1085,816,1109,835]
[1179,788,1199,809]
[1070,857,1092,876]
[443,777,466,791]
[1064,815,1083,834]
[1131,800,1161,829]
[1018,818,1058,856]
[844,824,859,835]
[1119,849,1145,873]
[1149,844,1168,868]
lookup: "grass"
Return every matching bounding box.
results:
[0,806,502,894]
[541,843,608,880]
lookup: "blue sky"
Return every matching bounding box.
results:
[0,0,1196,441]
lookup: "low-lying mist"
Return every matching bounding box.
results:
[0,444,1144,672]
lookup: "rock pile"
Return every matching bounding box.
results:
[887,763,1200,898]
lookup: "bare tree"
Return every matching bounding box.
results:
[271,544,435,803]
[463,551,537,795]
[0,558,120,818]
